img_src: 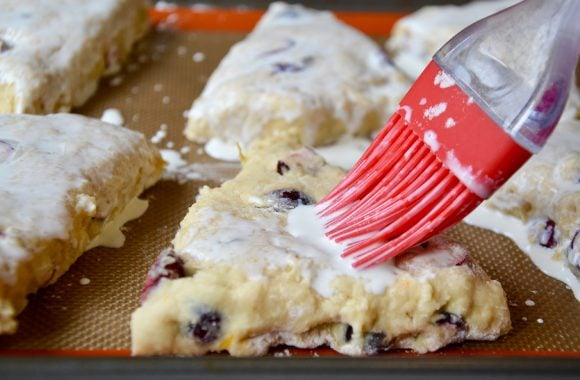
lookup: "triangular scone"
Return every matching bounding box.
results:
[184,2,409,148]
[0,113,164,334]
[132,135,510,356]
[0,0,149,114]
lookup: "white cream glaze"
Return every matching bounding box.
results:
[0,0,147,113]
[314,136,371,170]
[434,70,455,89]
[179,206,402,298]
[444,149,494,199]
[205,135,372,172]
[423,102,447,120]
[100,108,125,126]
[160,148,241,183]
[287,205,401,296]
[204,138,242,162]
[423,130,439,152]
[465,205,580,301]
[87,197,149,250]
[186,2,409,146]
[1,115,126,240]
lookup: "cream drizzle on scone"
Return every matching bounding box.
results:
[0,113,161,278]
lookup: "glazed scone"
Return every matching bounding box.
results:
[132,134,510,356]
[0,0,149,114]
[185,2,409,149]
[482,119,580,279]
[0,113,164,334]
[385,0,517,79]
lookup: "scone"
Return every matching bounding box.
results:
[0,113,164,334]
[184,2,409,148]
[385,0,518,79]
[0,0,149,114]
[482,119,580,279]
[132,134,510,356]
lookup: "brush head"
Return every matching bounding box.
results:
[319,60,532,268]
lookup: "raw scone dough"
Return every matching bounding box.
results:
[132,134,510,356]
[184,2,409,148]
[0,0,149,114]
[0,113,164,334]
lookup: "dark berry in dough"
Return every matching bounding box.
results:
[267,189,314,211]
[188,310,222,344]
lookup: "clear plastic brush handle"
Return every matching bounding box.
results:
[434,0,580,154]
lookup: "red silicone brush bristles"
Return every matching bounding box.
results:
[318,111,482,269]
[318,60,533,269]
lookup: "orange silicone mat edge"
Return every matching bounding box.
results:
[148,6,407,36]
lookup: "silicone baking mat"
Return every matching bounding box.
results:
[0,6,578,357]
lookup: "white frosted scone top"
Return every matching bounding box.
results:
[0,113,160,238]
[185,2,409,147]
[0,0,148,113]
[0,113,163,334]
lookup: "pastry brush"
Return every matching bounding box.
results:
[318,0,580,268]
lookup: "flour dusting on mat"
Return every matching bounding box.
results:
[192,52,206,62]
[109,75,124,87]
[151,124,168,144]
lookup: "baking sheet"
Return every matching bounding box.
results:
[0,8,578,357]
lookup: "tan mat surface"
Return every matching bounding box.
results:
[0,28,578,354]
